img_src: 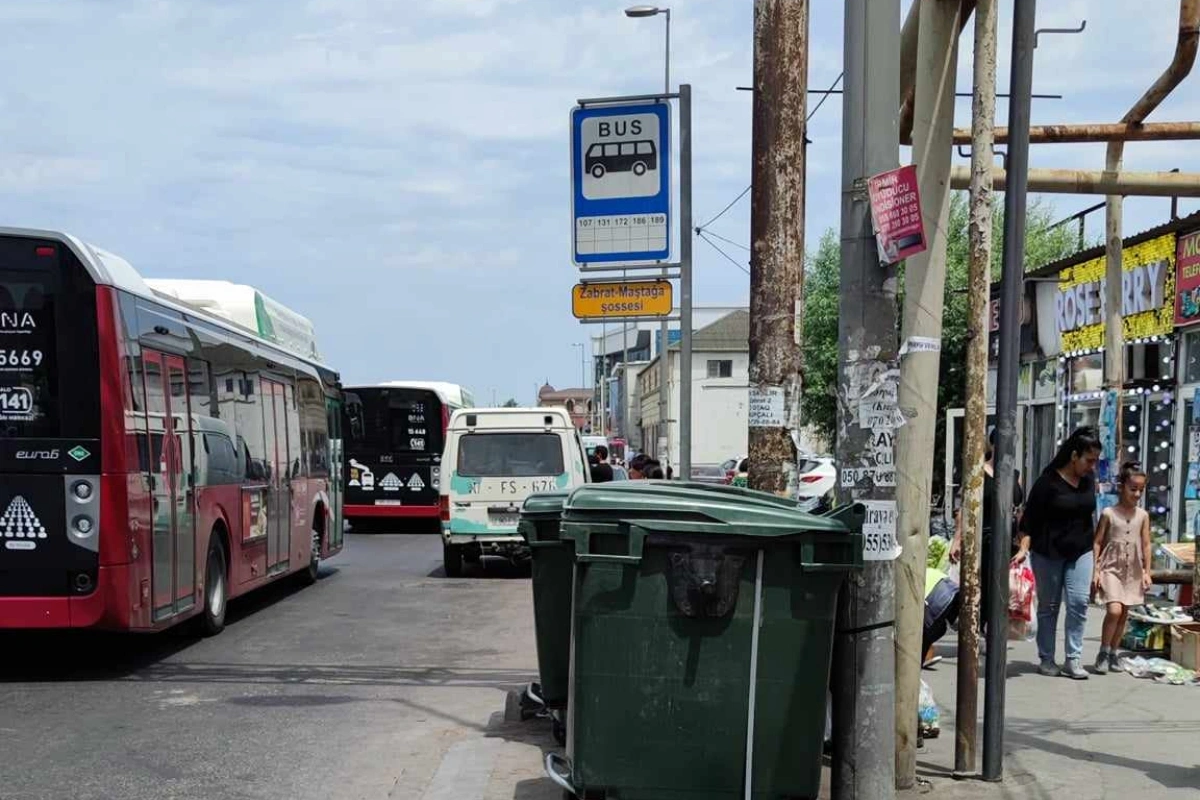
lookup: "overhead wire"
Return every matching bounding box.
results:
[696,71,846,271]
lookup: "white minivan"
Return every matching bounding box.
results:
[439,407,589,576]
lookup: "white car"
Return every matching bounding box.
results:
[796,455,836,509]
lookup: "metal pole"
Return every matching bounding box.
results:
[955,0,997,777]
[947,166,1200,196]
[664,9,671,94]
[830,1,899,798]
[679,83,693,480]
[748,0,806,499]
[601,323,608,436]
[983,0,1037,782]
[894,0,962,786]
[951,120,1200,145]
[657,6,672,470]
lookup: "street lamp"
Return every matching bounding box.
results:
[624,5,670,93]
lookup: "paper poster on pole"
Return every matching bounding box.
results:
[861,500,902,561]
[867,165,926,265]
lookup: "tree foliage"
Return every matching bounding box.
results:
[502,398,520,408]
[801,194,1083,471]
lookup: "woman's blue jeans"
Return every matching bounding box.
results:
[1030,550,1094,663]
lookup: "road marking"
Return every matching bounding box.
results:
[420,737,502,800]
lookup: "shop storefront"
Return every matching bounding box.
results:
[1050,231,1178,541]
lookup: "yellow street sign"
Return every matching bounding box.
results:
[572,279,673,319]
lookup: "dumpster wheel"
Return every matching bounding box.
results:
[551,715,566,746]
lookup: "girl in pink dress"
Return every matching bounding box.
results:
[1091,461,1153,674]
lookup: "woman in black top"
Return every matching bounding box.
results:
[1015,427,1100,680]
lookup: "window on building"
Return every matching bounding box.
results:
[707,359,733,379]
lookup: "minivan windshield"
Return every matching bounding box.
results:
[457,433,564,477]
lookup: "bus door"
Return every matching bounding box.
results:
[326,395,344,549]
[263,379,291,574]
[143,351,196,619]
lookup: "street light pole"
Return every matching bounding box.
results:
[663,8,671,93]
[626,3,675,469]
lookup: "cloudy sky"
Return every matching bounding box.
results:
[2,0,1197,403]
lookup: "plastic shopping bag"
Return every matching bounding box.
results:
[918,680,940,738]
[1008,562,1035,622]
[1007,562,1036,640]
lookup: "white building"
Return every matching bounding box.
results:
[638,310,751,469]
[590,305,747,448]
[635,309,828,470]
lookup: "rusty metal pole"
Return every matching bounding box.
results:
[894,0,963,787]
[951,120,1200,145]
[947,166,1200,195]
[954,0,997,778]
[983,0,1037,780]
[748,0,807,497]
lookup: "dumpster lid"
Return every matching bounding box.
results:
[563,480,860,535]
[522,491,571,514]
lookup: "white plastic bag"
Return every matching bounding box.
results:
[918,680,940,737]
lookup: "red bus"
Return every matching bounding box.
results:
[342,382,473,529]
[0,228,344,634]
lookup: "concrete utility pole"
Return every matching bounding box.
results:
[829,1,899,798]
[955,0,996,777]
[894,0,963,788]
[747,0,806,497]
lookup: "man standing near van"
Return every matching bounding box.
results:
[591,445,614,483]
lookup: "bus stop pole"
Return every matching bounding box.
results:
[679,83,693,479]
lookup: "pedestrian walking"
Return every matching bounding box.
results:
[1091,460,1153,674]
[1014,426,1101,680]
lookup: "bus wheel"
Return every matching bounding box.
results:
[632,161,647,176]
[590,164,605,179]
[301,527,321,586]
[443,543,464,578]
[200,538,228,636]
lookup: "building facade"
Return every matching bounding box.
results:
[536,384,593,432]
[944,211,1200,547]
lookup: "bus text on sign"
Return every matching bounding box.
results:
[570,101,671,265]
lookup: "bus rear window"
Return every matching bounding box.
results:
[457,433,564,477]
[1,240,61,438]
[344,387,443,455]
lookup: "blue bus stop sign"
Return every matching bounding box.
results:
[570,101,671,266]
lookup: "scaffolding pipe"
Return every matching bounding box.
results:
[1104,0,1198,445]
[899,0,976,143]
[948,166,1200,196]
[951,120,1200,145]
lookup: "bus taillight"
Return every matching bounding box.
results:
[439,495,450,522]
[35,245,56,257]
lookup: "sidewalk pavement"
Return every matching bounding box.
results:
[893,606,1199,800]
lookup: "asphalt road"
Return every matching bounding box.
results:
[0,532,560,800]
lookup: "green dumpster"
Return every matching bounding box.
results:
[545,481,864,800]
[518,490,574,717]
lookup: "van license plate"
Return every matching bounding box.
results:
[489,513,519,528]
